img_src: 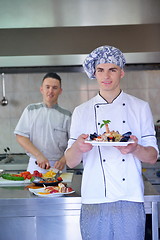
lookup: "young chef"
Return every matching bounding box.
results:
[14,72,71,173]
[65,46,159,240]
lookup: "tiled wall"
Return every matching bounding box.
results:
[0,69,160,154]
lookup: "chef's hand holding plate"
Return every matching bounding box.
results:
[115,135,137,154]
[74,134,93,153]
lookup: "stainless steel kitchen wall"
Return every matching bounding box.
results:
[0,0,159,67]
[0,0,159,28]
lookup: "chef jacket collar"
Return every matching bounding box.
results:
[42,102,59,109]
[96,90,124,104]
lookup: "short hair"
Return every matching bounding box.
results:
[42,72,61,87]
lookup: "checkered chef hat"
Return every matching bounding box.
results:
[83,46,126,79]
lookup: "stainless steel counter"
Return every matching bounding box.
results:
[144,180,160,240]
[0,175,159,240]
[0,175,82,240]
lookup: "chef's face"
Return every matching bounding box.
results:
[40,77,62,107]
[95,63,125,96]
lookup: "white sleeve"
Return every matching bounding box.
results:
[66,107,82,149]
[141,102,159,154]
[14,107,30,138]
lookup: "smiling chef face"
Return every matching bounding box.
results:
[40,77,62,107]
[95,63,125,99]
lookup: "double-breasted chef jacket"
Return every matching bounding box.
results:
[67,91,159,204]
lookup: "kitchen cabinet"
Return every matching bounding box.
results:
[0,175,82,240]
[0,193,82,240]
[0,175,159,240]
[0,217,36,240]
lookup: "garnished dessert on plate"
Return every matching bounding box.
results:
[89,120,132,142]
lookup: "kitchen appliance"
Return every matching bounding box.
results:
[142,161,160,193]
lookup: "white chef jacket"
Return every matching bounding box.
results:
[14,103,71,173]
[67,91,159,204]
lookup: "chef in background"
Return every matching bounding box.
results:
[14,72,71,173]
[65,46,159,240]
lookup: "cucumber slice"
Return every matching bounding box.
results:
[1,173,24,181]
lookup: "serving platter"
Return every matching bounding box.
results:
[29,187,75,197]
[32,179,62,187]
[85,139,135,146]
[32,172,74,186]
[0,178,30,186]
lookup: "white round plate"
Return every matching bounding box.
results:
[29,187,75,197]
[85,139,135,146]
[0,178,31,185]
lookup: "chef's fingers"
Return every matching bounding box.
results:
[129,135,138,143]
[54,161,64,171]
[44,163,51,169]
[115,141,138,155]
[38,162,46,169]
[36,161,51,169]
[35,161,51,169]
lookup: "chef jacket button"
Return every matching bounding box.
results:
[123,120,125,123]
[98,122,100,125]
[122,178,125,181]
[122,159,125,162]
[103,159,106,162]
[97,105,99,108]
[123,103,125,106]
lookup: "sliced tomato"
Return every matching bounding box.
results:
[50,189,59,193]
[57,177,63,181]
[67,187,73,192]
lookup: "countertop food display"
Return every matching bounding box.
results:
[0,174,159,240]
[0,170,74,186]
